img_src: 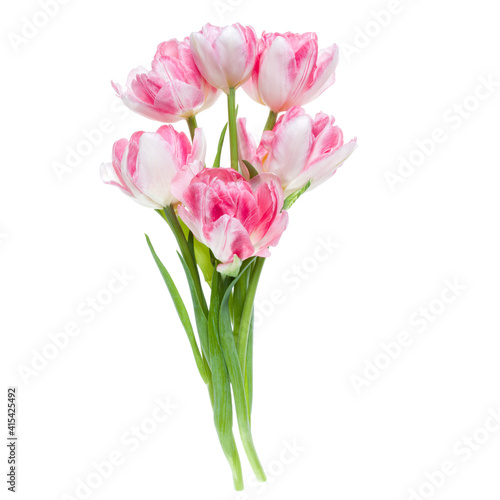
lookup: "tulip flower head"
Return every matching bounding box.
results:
[243,31,339,113]
[238,106,357,197]
[101,126,206,209]
[173,168,288,275]
[112,38,220,122]
[190,23,258,94]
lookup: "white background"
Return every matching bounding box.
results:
[2,0,500,499]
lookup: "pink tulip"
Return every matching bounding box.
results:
[101,125,206,209]
[243,32,339,113]
[190,23,258,94]
[238,106,357,197]
[112,38,220,122]
[173,168,288,275]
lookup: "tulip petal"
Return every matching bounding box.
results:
[177,203,206,244]
[286,37,318,106]
[249,173,284,240]
[258,36,296,112]
[266,113,314,187]
[309,119,343,160]
[208,215,255,264]
[155,81,205,117]
[171,160,205,204]
[133,133,179,207]
[217,255,243,277]
[215,25,248,89]
[300,44,339,105]
[254,211,289,254]
[237,118,262,176]
[100,162,132,197]
[189,128,207,164]
[190,32,228,93]
[286,139,357,195]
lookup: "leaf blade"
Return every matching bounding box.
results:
[145,234,208,384]
[283,179,312,210]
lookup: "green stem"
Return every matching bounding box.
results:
[237,257,265,376]
[227,88,239,171]
[209,270,244,490]
[162,205,208,316]
[218,273,267,483]
[245,311,254,420]
[203,355,214,408]
[186,115,198,141]
[264,110,278,132]
[232,266,249,344]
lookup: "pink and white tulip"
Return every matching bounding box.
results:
[172,168,288,275]
[112,38,220,123]
[238,106,357,197]
[190,23,258,94]
[243,32,339,113]
[101,126,206,209]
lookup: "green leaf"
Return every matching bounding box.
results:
[213,123,228,169]
[145,234,208,384]
[155,208,167,222]
[177,251,210,363]
[187,230,196,261]
[178,217,213,286]
[241,160,259,179]
[283,180,312,210]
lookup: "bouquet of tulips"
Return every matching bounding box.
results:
[101,23,356,490]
